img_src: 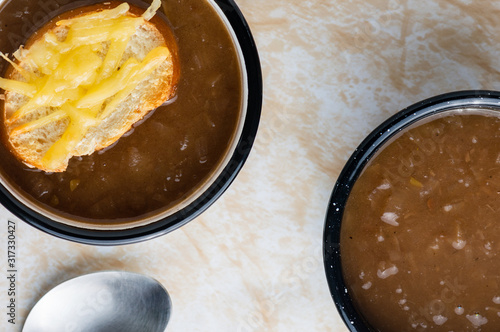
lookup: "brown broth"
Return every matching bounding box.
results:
[0,0,242,225]
[341,110,500,331]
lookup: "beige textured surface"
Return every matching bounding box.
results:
[2,0,500,331]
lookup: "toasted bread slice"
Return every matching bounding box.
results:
[1,0,178,172]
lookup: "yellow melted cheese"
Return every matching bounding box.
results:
[0,0,165,170]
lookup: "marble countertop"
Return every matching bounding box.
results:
[2,0,500,331]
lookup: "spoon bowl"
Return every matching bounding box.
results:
[22,271,171,332]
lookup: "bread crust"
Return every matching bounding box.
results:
[2,2,179,172]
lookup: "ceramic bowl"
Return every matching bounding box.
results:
[0,0,262,245]
[323,90,500,331]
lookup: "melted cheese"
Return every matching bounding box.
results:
[0,0,165,168]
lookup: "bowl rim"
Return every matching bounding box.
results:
[322,90,500,331]
[0,0,262,245]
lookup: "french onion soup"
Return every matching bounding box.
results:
[341,109,500,331]
[0,0,244,227]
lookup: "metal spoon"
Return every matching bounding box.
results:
[22,271,171,332]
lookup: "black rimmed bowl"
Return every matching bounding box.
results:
[323,90,500,331]
[0,0,262,245]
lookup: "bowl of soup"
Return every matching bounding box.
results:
[324,90,500,331]
[0,0,261,245]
